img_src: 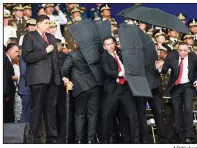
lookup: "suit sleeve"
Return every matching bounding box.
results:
[22,33,48,63]
[161,54,170,74]
[61,54,73,79]
[101,54,119,78]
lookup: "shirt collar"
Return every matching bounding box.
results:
[179,55,188,60]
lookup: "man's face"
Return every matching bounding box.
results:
[38,8,46,16]
[14,10,23,19]
[189,26,197,34]
[184,38,194,46]
[103,38,116,53]
[72,12,81,20]
[168,30,178,38]
[101,9,111,17]
[139,23,147,32]
[181,19,186,24]
[37,19,50,33]
[156,35,166,43]
[8,45,19,60]
[45,6,54,15]
[24,9,32,17]
[159,50,168,60]
[27,25,36,32]
[48,27,57,35]
[178,44,189,58]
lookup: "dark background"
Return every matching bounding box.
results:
[31,3,197,24]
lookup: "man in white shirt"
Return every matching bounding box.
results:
[155,42,197,143]
[43,4,67,42]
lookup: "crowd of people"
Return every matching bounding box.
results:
[3,3,197,144]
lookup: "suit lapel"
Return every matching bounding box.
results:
[105,51,117,69]
[34,30,49,47]
[174,52,179,76]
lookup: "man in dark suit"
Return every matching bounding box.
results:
[3,43,19,123]
[156,42,197,143]
[61,47,102,144]
[100,36,139,144]
[22,15,61,143]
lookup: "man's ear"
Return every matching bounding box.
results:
[103,46,106,50]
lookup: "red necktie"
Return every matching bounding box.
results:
[175,58,184,86]
[42,33,49,44]
[113,52,125,85]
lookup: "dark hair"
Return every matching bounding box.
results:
[36,15,50,23]
[103,36,116,45]
[36,6,44,14]
[6,43,18,52]
[178,42,189,49]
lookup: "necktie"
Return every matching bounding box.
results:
[113,52,125,85]
[42,33,49,44]
[18,20,22,25]
[175,58,184,86]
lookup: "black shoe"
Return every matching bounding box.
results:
[185,138,192,144]
[76,140,82,144]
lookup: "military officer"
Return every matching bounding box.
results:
[177,13,186,24]
[98,4,118,37]
[18,18,36,47]
[4,11,17,46]
[183,34,195,52]
[166,29,181,50]
[188,19,197,46]
[23,4,32,21]
[8,4,27,43]
[63,7,82,50]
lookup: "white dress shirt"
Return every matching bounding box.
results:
[179,56,190,84]
[109,51,125,83]
[193,34,197,40]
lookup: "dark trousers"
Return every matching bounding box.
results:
[4,94,15,123]
[30,77,58,143]
[170,83,194,141]
[148,88,167,143]
[74,86,100,141]
[136,87,167,143]
[20,95,31,122]
[100,83,139,143]
[163,101,178,143]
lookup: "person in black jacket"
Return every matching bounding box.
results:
[61,47,102,144]
[22,15,61,143]
[156,42,197,143]
[100,36,139,144]
[4,43,19,123]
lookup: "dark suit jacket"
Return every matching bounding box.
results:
[62,50,98,97]
[162,51,197,92]
[3,53,16,98]
[18,57,31,96]
[22,30,61,86]
[101,48,123,93]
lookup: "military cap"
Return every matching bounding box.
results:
[70,7,81,14]
[42,4,54,9]
[183,34,193,40]
[188,19,197,27]
[49,21,57,28]
[4,9,11,18]
[177,13,186,20]
[13,4,24,11]
[99,4,111,12]
[26,18,36,26]
[23,4,32,9]
[153,29,166,38]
